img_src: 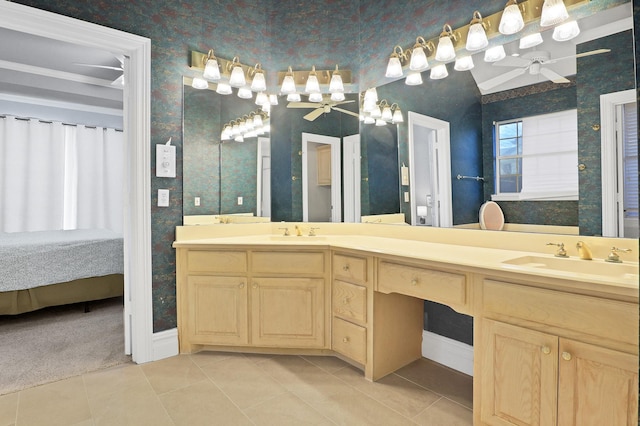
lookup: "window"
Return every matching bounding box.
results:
[493,109,578,201]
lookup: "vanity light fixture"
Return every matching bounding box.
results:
[405,71,423,86]
[269,94,278,105]
[381,102,393,121]
[234,134,244,143]
[255,91,268,106]
[454,55,475,71]
[370,102,383,119]
[465,11,489,51]
[362,87,378,113]
[304,65,321,94]
[287,93,301,102]
[237,87,253,99]
[363,116,375,124]
[540,0,569,27]
[216,82,232,95]
[552,20,580,41]
[385,46,406,78]
[484,45,506,62]
[329,65,345,94]
[280,66,296,94]
[331,92,346,102]
[253,113,263,128]
[498,0,525,35]
[409,37,433,72]
[375,119,387,126]
[191,77,208,90]
[519,32,543,49]
[435,24,457,62]
[261,102,271,113]
[228,57,246,87]
[249,63,266,92]
[391,104,404,124]
[202,49,221,81]
[430,64,449,79]
[308,92,323,103]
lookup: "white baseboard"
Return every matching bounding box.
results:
[422,330,474,377]
[152,328,179,361]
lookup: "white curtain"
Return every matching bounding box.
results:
[0,116,123,233]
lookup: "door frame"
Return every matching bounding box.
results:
[343,134,361,222]
[0,2,154,362]
[256,136,270,217]
[407,112,453,227]
[301,132,341,222]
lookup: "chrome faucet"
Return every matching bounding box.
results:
[576,241,592,260]
[606,247,632,263]
[309,227,319,236]
[546,242,568,257]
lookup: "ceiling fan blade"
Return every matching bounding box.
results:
[539,67,570,84]
[477,68,526,91]
[303,108,325,121]
[493,56,531,68]
[287,102,323,109]
[545,48,611,64]
[74,63,124,71]
[331,99,355,106]
[332,107,360,118]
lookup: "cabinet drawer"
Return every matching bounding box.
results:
[378,260,466,307]
[333,253,368,285]
[483,279,639,348]
[188,250,247,274]
[332,317,366,364]
[332,280,367,324]
[252,251,325,275]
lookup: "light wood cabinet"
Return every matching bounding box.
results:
[316,145,331,185]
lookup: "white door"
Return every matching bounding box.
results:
[302,133,341,222]
[407,112,452,227]
[256,137,271,217]
[343,134,361,222]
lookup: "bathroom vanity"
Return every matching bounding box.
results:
[173,223,638,425]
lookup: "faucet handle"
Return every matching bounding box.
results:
[309,227,319,236]
[606,247,631,263]
[278,227,290,236]
[547,242,568,258]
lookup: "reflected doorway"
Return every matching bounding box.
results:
[302,133,341,222]
[257,137,271,218]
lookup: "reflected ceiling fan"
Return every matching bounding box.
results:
[287,98,359,122]
[478,48,610,91]
[74,55,124,86]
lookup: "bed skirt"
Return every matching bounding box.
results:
[0,274,124,315]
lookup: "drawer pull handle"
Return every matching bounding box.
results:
[561,352,572,361]
[342,337,350,343]
[410,278,418,286]
[238,283,245,289]
[342,265,350,271]
[541,346,551,355]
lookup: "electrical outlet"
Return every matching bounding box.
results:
[158,189,170,207]
[194,197,200,206]
[404,192,410,202]
[237,196,243,205]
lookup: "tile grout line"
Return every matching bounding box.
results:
[139,363,179,425]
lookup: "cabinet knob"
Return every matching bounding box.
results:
[238,283,245,289]
[252,283,258,289]
[342,337,350,343]
[411,278,418,286]
[561,352,572,361]
[541,346,551,355]
[342,265,350,271]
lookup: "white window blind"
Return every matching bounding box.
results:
[622,102,638,219]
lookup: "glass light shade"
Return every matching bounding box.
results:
[250,71,266,92]
[499,2,525,35]
[262,124,271,133]
[308,92,323,102]
[245,118,254,130]
[191,77,208,89]
[221,132,231,141]
[484,45,506,62]
[435,36,456,62]
[370,105,382,119]
[363,116,375,124]
[540,0,569,27]
[375,119,387,126]
[385,56,403,78]
[239,120,247,133]
[287,93,301,102]
[362,88,378,112]
[237,87,252,99]
[454,56,474,71]
[245,130,257,138]
[552,20,580,41]
[405,71,423,86]
[305,74,320,94]
[234,135,244,142]
[229,65,246,87]
[392,108,404,123]
[430,64,449,80]
[256,126,265,135]
[253,114,263,128]
[519,32,543,49]
[280,74,296,94]
[255,91,268,106]
[261,102,271,113]
[269,94,278,105]
[215,82,232,95]
[329,73,344,93]
[203,58,221,80]
[330,92,345,102]
[466,23,489,51]
[409,46,429,71]
[232,124,240,136]
[381,106,393,121]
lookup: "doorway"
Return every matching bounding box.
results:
[343,134,361,222]
[302,133,341,222]
[257,137,271,218]
[407,112,453,227]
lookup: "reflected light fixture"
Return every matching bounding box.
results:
[519,32,543,49]
[370,103,382,119]
[498,0,525,35]
[454,56,474,71]
[280,66,296,94]
[391,104,404,124]
[405,71,423,86]
[435,24,456,62]
[409,37,431,71]
[253,113,263,128]
[216,82,232,95]
[250,64,266,92]
[269,94,278,105]
[237,87,252,99]
[261,102,271,113]
[540,0,569,27]
[552,20,580,41]
[191,77,208,90]
[381,103,393,121]
[228,57,246,87]
[385,46,405,78]
[375,119,387,126]
[466,11,489,51]
[363,116,375,124]
[255,91,268,106]
[331,92,345,102]
[304,65,321,94]
[329,65,345,93]
[484,45,506,62]
[430,64,449,80]
[362,88,378,113]
[287,93,301,102]
[308,92,323,103]
[202,49,221,80]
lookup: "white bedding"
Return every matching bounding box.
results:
[0,229,124,292]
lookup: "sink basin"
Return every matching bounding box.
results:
[268,235,327,241]
[502,255,639,279]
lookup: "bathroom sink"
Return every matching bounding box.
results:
[268,235,327,241]
[502,255,639,279]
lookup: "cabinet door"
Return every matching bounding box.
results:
[480,319,558,426]
[187,276,248,345]
[251,277,325,348]
[316,145,331,185]
[558,338,638,426]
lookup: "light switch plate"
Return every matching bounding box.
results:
[237,196,243,205]
[156,144,176,178]
[158,189,170,207]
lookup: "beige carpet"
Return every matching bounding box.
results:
[0,297,131,395]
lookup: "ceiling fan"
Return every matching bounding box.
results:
[478,48,610,91]
[287,98,359,122]
[74,55,124,86]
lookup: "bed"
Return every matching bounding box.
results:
[0,229,124,315]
